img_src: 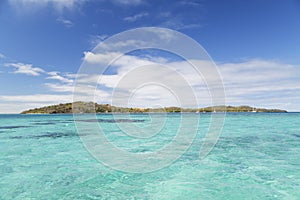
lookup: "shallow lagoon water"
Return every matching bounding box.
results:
[0,113,299,199]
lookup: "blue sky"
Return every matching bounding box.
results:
[0,0,300,113]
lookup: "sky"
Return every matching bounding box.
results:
[0,0,300,113]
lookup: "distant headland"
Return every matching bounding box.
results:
[20,102,287,114]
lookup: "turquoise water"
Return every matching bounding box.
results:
[0,113,299,199]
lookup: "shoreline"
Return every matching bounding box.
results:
[16,111,291,115]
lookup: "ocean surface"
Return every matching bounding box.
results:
[0,113,299,199]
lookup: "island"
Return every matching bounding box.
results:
[20,102,287,114]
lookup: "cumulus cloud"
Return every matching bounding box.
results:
[44,83,75,93]
[219,59,300,93]
[79,52,221,107]
[1,51,300,112]
[5,62,45,76]
[79,51,300,110]
[83,51,121,64]
[47,71,74,83]
[4,61,76,84]
[217,59,300,110]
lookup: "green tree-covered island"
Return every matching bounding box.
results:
[21,102,287,114]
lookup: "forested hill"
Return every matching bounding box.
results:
[20,102,287,114]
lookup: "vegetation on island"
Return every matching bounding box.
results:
[20,102,287,114]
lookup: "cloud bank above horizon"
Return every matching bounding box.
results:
[1,51,299,113]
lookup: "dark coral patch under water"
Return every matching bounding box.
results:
[292,134,300,138]
[10,132,75,139]
[31,122,57,125]
[0,126,30,129]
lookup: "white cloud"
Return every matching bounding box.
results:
[79,52,216,107]
[45,83,74,93]
[156,7,202,31]
[82,51,167,78]
[100,39,151,51]
[89,34,110,47]
[83,51,121,64]
[218,59,300,92]
[1,51,300,112]
[87,29,179,53]
[0,94,74,113]
[56,17,74,28]
[179,1,201,6]
[8,0,86,12]
[124,12,148,22]
[5,62,45,76]
[0,93,87,113]
[0,53,5,59]
[47,71,74,83]
[160,18,201,30]
[0,103,49,114]
[4,61,74,83]
[0,94,73,103]
[111,0,144,6]
[45,80,111,102]
[216,59,300,110]
[144,28,178,41]
[79,52,300,110]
